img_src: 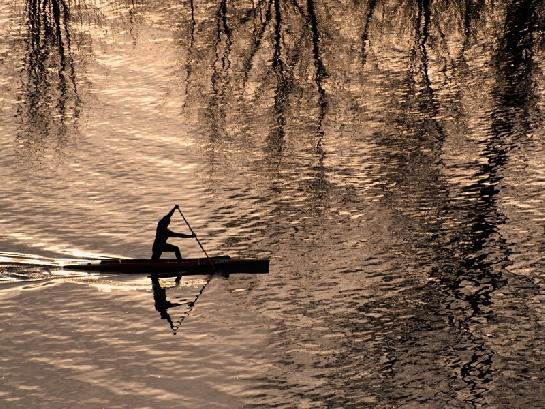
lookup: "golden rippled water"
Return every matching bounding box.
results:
[1,0,545,407]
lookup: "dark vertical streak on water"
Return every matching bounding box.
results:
[463,0,473,46]
[209,0,233,140]
[415,0,432,100]
[415,0,445,144]
[218,0,232,72]
[242,0,272,87]
[456,0,482,89]
[51,0,68,133]
[266,0,288,159]
[128,3,136,44]
[462,0,484,50]
[289,0,304,15]
[23,0,47,136]
[495,0,537,113]
[182,0,196,108]
[417,0,431,48]
[304,0,329,214]
[485,5,545,406]
[306,0,327,143]
[360,0,377,66]
[447,157,509,406]
[60,0,80,121]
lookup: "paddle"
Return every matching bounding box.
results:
[176,206,216,272]
[170,205,216,334]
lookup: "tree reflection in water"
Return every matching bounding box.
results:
[5,0,545,406]
[17,0,80,161]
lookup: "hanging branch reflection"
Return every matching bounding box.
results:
[358,1,505,404]
[306,0,327,142]
[182,0,196,107]
[462,0,485,49]
[242,0,272,86]
[414,0,445,143]
[361,0,377,66]
[17,0,80,156]
[208,0,233,140]
[439,0,541,391]
[265,0,289,158]
[431,0,539,403]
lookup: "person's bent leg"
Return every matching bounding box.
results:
[161,244,182,283]
[174,247,182,260]
[163,243,182,260]
[151,241,162,260]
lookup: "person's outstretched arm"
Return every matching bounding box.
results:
[170,232,195,238]
[166,204,178,218]
[166,205,194,238]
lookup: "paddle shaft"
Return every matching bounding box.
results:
[176,208,215,271]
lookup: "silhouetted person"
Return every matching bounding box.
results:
[151,205,194,260]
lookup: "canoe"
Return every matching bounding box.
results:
[63,256,269,275]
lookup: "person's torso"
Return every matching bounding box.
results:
[154,219,170,244]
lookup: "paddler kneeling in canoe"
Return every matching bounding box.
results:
[151,204,195,260]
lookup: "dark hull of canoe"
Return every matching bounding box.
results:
[63,256,269,275]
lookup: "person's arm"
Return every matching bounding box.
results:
[174,232,194,238]
[166,205,178,218]
[166,205,194,238]
[167,229,195,239]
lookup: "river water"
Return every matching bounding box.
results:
[1,0,545,407]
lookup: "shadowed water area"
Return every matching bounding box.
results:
[1,0,545,407]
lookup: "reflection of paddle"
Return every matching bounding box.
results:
[176,206,216,273]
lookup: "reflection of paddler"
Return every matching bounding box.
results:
[151,275,181,330]
[151,205,195,260]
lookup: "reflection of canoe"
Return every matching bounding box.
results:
[63,256,269,275]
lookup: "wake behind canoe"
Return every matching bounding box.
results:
[63,256,269,275]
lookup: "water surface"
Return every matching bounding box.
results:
[1,0,545,407]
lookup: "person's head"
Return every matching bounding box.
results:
[159,215,171,227]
